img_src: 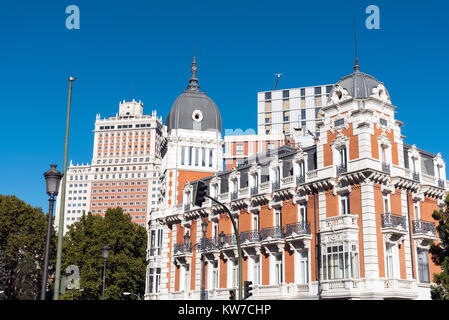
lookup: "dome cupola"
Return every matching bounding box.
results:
[165,57,222,134]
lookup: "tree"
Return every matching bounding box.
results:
[0,250,9,300]
[430,193,449,299]
[0,195,56,300]
[60,207,147,300]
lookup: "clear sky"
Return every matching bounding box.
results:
[0,0,448,211]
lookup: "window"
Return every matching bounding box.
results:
[297,250,308,284]
[253,213,259,231]
[322,243,359,280]
[340,194,350,215]
[236,144,244,155]
[211,261,219,289]
[181,147,185,165]
[253,256,261,285]
[383,195,390,213]
[209,149,213,168]
[299,203,307,222]
[417,249,430,283]
[385,244,395,278]
[155,268,161,293]
[265,92,271,101]
[188,147,193,166]
[202,147,206,166]
[157,229,163,255]
[282,90,289,100]
[339,147,347,166]
[274,254,283,285]
[181,265,190,291]
[195,148,199,166]
[298,160,305,178]
[268,143,275,150]
[212,221,219,238]
[274,208,282,227]
[334,118,345,127]
[414,201,421,220]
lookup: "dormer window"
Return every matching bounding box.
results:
[334,118,345,128]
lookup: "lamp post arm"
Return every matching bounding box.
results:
[204,195,243,300]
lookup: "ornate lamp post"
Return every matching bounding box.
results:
[41,164,63,300]
[200,220,208,300]
[54,76,76,300]
[101,245,111,300]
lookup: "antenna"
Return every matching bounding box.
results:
[353,18,360,71]
[274,73,283,90]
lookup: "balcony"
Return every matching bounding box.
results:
[239,187,249,199]
[413,220,437,241]
[296,175,305,185]
[280,176,295,189]
[381,213,407,229]
[336,164,347,176]
[202,237,221,252]
[240,230,261,243]
[259,181,271,194]
[381,213,408,241]
[382,162,390,174]
[260,226,284,241]
[320,215,358,233]
[438,179,445,188]
[412,172,420,182]
[285,221,311,237]
[173,242,192,254]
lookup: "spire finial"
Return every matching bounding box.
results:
[353,18,360,72]
[187,50,200,92]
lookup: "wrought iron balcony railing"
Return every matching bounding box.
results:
[239,230,261,243]
[285,221,311,237]
[272,181,281,191]
[412,172,420,182]
[260,226,284,240]
[382,162,390,174]
[413,220,436,236]
[230,191,238,201]
[438,179,445,188]
[336,164,347,176]
[381,213,407,229]
[251,186,258,196]
[173,242,192,254]
[296,175,305,185]
[202,237,221,251]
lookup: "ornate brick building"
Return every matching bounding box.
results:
[146,60,448,300]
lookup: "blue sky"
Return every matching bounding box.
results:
[0,0,448,211]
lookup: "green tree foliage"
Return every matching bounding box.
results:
[0,249,9,300]
[430,193,449,299]
[0,195,56,300]
[60,207,147,300]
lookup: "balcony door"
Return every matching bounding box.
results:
[417,249,430,283]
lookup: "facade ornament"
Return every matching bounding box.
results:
[370,83,390,103]
[329,84,352,105]
[330,132,349,150]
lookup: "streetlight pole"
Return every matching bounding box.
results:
[204,195,243,300]
[200,220,208,300]
[54,76,76,300]
[123,292,141,300]
[41,164,63,300]
[101,245,111,300]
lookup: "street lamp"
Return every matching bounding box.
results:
[101,245,111,300]
[200,220,208,300]
[54,76,76,300]
[123,292,141,300]
[41,164,63,300]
